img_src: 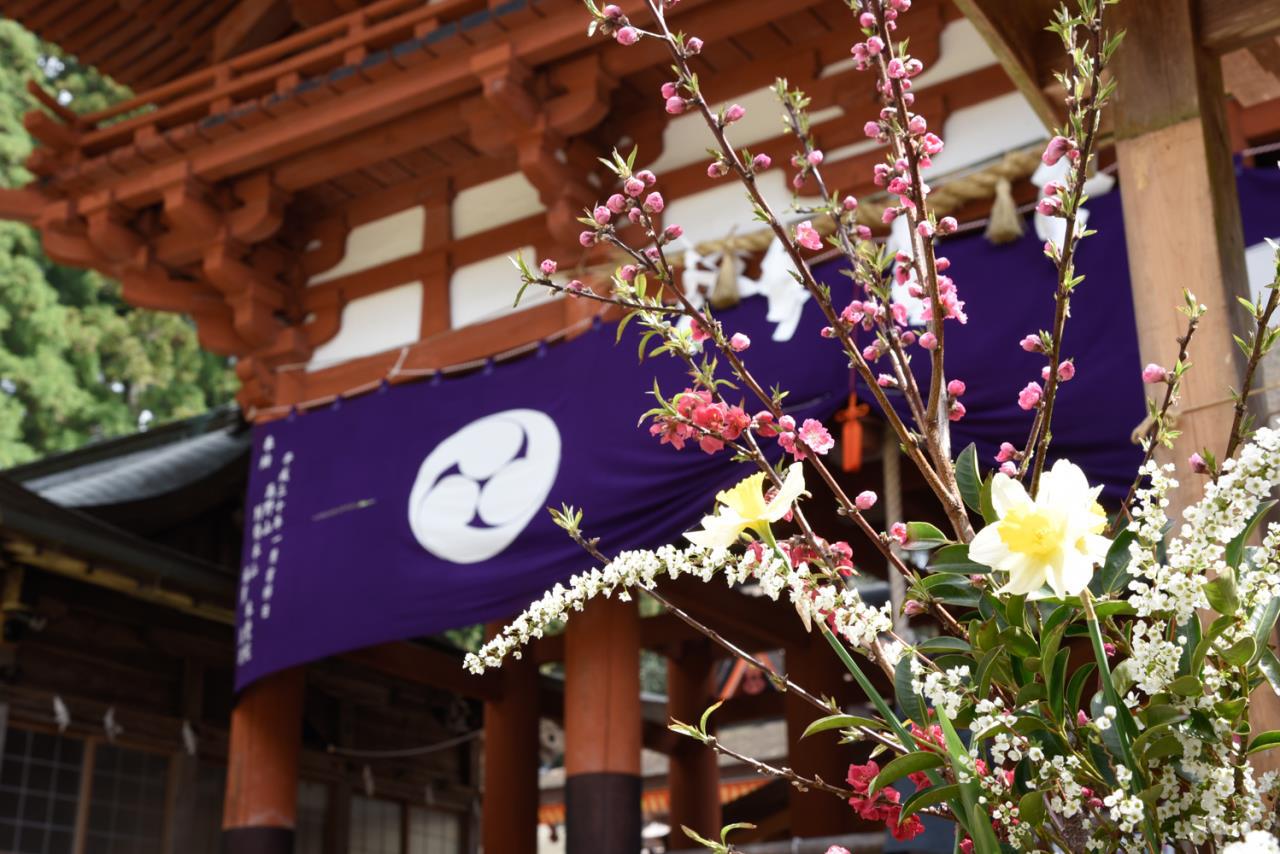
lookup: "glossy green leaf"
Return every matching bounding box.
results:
[929,543,989,575]
[869,751,946,795]
[904,521,950,550]
[1223,637,1257,667]
[956,444,982,513]
[801,714,886,740]
[1248,731,1280,756]
[1204,567,1240,616]
[1090,526,1137,597]
[1226,499,1276,568]
[895,655,928,725]
[1018,790,1047,827]
[899,783,962,822]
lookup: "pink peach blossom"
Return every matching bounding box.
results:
[615,26,639,45]
[539,258,557,275]
[1142,363,1169,384]
[795,220,823,251]
[855,490,877,511]
[730,332,751,352]
[1018,382,1043,411]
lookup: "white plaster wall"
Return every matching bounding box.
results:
[663,170,794,246]
[450,246,551,328]
[308,206,425,285]
[309,281,424,369]
[452,172,545,239]
[928,91,1046,175]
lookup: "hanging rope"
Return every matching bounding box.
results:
[325,729,481,760]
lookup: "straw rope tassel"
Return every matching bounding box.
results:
[984,177,1026,244]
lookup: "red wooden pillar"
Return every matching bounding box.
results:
[222,667,305,854]
[666,640,721,842]
[784,639,859,837]
[482,621,540,851]
[564,596,642,853]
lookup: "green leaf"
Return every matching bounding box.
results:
[1222,637,1257,667]
[895,655,928,725]
[900,783,963,822]
[1249,597,1280,663]
[869,751,946,795]
[1226,500,1276,568]
[1248,731,1280,756]
[1048,648,1070,723]
[904,521,950,550]
[955,443,982,513]
[1166,675,1202,697]
[1193,615,1235,675]
[915,637,972,655]
[979,473,997,525]
[1091,527,1136,596]
[1066,662,1096,714]
[699,700,724,734]
[801,714,886,740]
[1018,790,1047,827]
[928,544,989,575]
[1204,567,1240,616]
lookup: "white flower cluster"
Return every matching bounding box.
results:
[1037,753,1086,819]
[1128,620,1182,696]
[1223,832,1280,854]
[464,538,891,674]
[1127,461,1205,622]
[911,659,969,719]
[1103,790,1145,834]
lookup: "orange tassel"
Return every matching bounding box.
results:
[834,390,870,472]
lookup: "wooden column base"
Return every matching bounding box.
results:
[221,826,293,854]
[565,772,642,854]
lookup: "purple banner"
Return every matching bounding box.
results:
[235,291,851,688]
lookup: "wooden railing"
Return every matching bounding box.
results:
[50,0,530,159]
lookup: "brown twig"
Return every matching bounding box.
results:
[1222,280,1279,466]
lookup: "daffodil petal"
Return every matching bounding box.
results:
[989,473,1031,519]
[967,524,1010,569]
[764,464,806,522]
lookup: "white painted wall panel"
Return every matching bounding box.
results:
[453,173,545,239]
[450,246,549,328]
[309,281,424,369]
[308,207,425,285]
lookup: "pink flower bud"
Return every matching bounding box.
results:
[627,207,643,224]
[888,522,909,546]
[1019,334,1043,353]
[937,216,958,235]
[1189,452,1209,474]
[624,177,645,197]
[807,149,824,165]
[539,258,557,275]
[1057,359,1076,382]
[606,194,627,214]
[615,26,639,45]
[1077,710,1089,726]
[999,461,1017,476]
[1037,196,1063,217]
[856,225,873,240]
[1042,135,1074,166]
[602,4,623,18]
[947,379,966,397]
[877,374,897,388]
[903,599,926,617]
[724,103,746,123]
[579,230,596,247]
[855,490,878,511]
[643,192,664,213]
[637,170,656,186]
[707,160,729,179]
[887,58,907,79]
[661,82,677,99]
[593,205,611,225]
[1142,363,1169,384]
[948,400,966,421]
[904,58,924,77]
[826,847,853,854]
[862,343,881,362]
[750,153,772,172]
[1103,642,1117,657]
[685,36,703,54]
[935,256,950,272]
[1018,382,1043,411]
[565,279,584,291]
[866,36,885,55]
[619,264,637,281]
[917,220,935,239]
[899,330,916,346]
[730,332,751,352]
[842,195,858,211]
[908,115,927,135]
[794,220,823,251]
[663,224,683,241]
[665,96,686,115]
[918,331,937,350]
[778,414,796,432]
[995,442,1017,463]
[863,120,882,139]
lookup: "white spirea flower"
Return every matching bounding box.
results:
[969,459,1111,596]
[1223,832,1280,854]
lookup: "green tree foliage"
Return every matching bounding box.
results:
[0,20,237,466]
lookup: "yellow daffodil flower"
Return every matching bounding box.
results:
[685,465,806,550]
[969,459,1111,597]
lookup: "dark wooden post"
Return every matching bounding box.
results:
[482,620,540,851]
[666,640,721,842]
[222,667,305,854]
[564,596,642,853]
[784,638,858,837]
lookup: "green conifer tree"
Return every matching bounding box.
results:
[0,20,237,466]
